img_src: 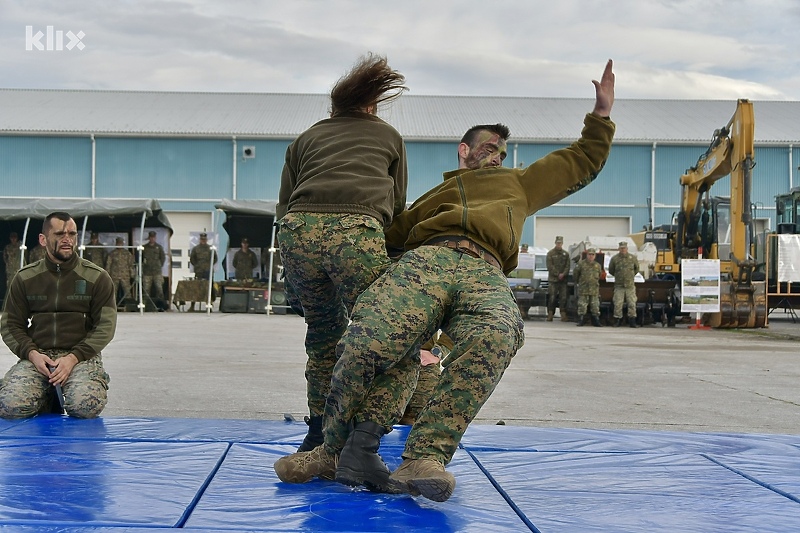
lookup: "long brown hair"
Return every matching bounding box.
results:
[330,52,407,116]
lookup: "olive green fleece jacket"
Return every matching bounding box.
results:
[385,113,615,275]
[0,252,117,362]
[277,111,407,227]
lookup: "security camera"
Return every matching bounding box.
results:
[243,146,256,158]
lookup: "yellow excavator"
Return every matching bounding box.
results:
[648,99,766,327]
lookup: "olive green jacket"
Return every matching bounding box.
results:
[277,111,407,227]
[1,253,117,362]
[385,113,615,274]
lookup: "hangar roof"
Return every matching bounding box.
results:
[1,88,799,144]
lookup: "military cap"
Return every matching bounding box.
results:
[148,230,157,237]
[586,248,597,254]
[555,236,564,243]
[618,241,628,248]
[90,231,99,238]
[9,231,17,238]
[115,237,124,244]
[200,232,208,238]
[241,237,249,243]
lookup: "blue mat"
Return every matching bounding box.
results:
[0,416,798,532]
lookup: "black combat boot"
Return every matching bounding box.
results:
[613,318,622,327]
[297,415,324,452]
[629,317,638,328]
[576,314,587,326]
[591,315,602,327]
[335,421,403,493]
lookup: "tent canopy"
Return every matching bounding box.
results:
[214,199,277,251]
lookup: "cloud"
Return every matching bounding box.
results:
[0,0,798,100]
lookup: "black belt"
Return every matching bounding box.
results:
[425,236,502,270]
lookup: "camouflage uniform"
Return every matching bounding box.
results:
[189,243,216,280]
[573,256,603,317]
[141,241,166,300]
[546,244,571,318]
[608,250,639,319]
[106,247,135,302]
[3,241,22,290]
[232,248,258,280]
[277,213,392,417]
[84,241,107,270]
[28,245,47,264]
[322,113,614,466]
[0,253,115,419]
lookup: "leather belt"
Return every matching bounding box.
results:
[425,236,502,270]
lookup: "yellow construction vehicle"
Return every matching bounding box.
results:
[646,99,766,327]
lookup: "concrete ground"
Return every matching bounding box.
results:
[5,306,799,435]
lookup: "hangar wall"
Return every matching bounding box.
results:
[1,135,799,253]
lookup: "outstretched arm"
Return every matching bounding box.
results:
[592,59,615,117]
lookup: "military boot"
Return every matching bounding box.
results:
[613,318,622,327]
[560,310,570,322]
[546,310,554,322]
[335,421,403,493]
[576,314,587,326]
[629,317,638,328]
[297,415,324,452]
[591,315,602,327]
[273,444,338,483]
[390,458,456,502]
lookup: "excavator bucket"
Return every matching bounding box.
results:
[704,281,767,328]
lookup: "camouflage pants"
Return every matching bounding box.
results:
[613,285,637,318]
[112,278,132,303]
[547,280,568,312]
[0,350,110,419]
[143,274,165,300]
[400,361,442,424]
[323,245,525,465]
[576,293,600,316]
[277,212,391,417]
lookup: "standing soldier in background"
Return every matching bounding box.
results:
[574,248,604,327]
[608,240,639,327]
[232,237,258,281]
[189,232,216,281]
[546,236,571,322]
[4,232,22,291]
[84,232,108,270]
[141,230,166,306]
[106,237,135,305]
[28,243,47,264]
[188,232,217,312]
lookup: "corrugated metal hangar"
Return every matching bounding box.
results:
[1,89,800,285]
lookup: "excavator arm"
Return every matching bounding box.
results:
[676,99,754,263]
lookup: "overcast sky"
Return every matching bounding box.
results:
[2,0,799,100]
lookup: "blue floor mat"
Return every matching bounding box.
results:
[0,415,798,532]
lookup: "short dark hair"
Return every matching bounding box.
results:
[42,212,73,234]
[460,123,511,147]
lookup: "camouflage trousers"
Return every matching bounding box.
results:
[112,278,132,303]
[547,280,568,312]
[576,292,600,316]
[0,350,110,419]
[613,285,637,318]
[277,212,391,417]
[323,245,525,465]
[143,274,165,300]
[400,361,442,424]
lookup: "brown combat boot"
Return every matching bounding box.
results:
[390,458,456,502]
[546,310,554,322]
[273,445,338,483]
[560,310,569,322]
